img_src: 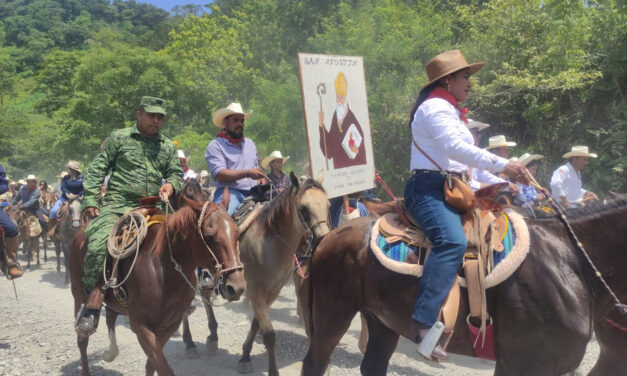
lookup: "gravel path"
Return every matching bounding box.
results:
[1,247,599,375]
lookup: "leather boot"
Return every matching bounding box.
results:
[409,321,449,361]
[4,236,23,279]
[46,219,58,238]
[76,286,105,337]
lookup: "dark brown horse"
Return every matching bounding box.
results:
[6,204,41,268]
[69,181,246,376]
[299,198,627,376]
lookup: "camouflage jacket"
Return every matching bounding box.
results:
[82,125,184,213]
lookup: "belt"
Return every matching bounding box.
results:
[411,169,469,183]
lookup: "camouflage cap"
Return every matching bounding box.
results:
[139,96,166,115]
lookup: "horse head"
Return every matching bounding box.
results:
[68,198,82,228]
[178,180,245,302]
[291,171,331,242]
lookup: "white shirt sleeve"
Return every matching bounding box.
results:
[424,106,509,172]
[550,166,567,198]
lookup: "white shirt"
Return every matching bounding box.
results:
[410,98,508,173]
[550,162,586,204]
[183,168,197,182]
[468,167,506,191]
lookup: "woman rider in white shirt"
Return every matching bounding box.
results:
[405,50,529,360]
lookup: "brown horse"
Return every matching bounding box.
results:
[69,180,246,376]
[180,173,330,376]
[6,205,41,268]
[299,197,627,376]
[54,198,82,284]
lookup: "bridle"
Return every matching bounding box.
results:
[164,199,244,306]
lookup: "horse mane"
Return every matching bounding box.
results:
[152,205,200,259]
[529,196,627,221]
[259,178,325,233]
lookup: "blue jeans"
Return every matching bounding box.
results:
[404,172,467,326]
[0,208,18,237]
[213,187,250,215]
[50,196,66,219]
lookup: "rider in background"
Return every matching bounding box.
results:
[405,50,529,360]
[11,174,48,234]
[515,153,546,205]
[550,145,598,208]
[47,161,84,237]
[0,164,22,278]
[261,150,291,195]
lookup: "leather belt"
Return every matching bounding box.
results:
[411,169,469,183]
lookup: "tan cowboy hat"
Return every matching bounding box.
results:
[26,174,37,182]
[563,145,597,159]
[466,119,490,131]
[66,160,82,174]
[518,153,544,166]
[423,50,483,90]
[58,171,68,179]
[17,179,26,185]
[486,135,516,150]
[212,102,252,128]
[261,150,290,169]
[199,170,209,178]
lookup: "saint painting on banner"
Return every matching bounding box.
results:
[298,53,375,199]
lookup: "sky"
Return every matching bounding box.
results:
[136,1,212,12]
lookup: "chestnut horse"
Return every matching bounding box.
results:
[6,205,41,268]
[69,180,246,376]
[299,197,627,376]
[180,173,331,376]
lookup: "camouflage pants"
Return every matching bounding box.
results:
[82,211,120,291]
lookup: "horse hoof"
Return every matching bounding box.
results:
[206,339,218,353]
[238,361,253,374]
[103,347,119,362]
[185,347,200,359]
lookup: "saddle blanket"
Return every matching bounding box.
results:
[370,208,530,288]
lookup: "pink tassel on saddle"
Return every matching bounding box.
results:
[467,321,495,360]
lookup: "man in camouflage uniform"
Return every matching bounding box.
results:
[76,96,184,335]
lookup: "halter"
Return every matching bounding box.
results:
[164,199,244,307]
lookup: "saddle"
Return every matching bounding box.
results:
[370,185,530,358]
[231,184,272,234]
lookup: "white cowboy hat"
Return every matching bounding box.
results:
[466,119,490,131]
[563,145,597,159]
[66,160,82,174]
[509,156,519,162]
[518,153,544,166]
[212,102,252,128]
[26,174,37,182]
[177,150,189,159]
[261,150,290,169]
[486,135,516,150]
[17,179,26,185]
[199,170,209,178]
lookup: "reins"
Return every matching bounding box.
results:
[526,171,627,315]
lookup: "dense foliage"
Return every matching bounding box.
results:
[1,0,625,196]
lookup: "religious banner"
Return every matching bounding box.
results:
[298,53,375,199]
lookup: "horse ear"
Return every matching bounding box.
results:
[290,171,299,189]
[220,187,231,210]
[316,170,324,184]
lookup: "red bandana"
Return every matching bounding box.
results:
[427,87,468,123]
[217,130,244,144]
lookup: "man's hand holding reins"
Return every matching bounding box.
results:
[159,183,174,203]
[82,207,99,219]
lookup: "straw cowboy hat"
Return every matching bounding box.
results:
[177,150,189,160]
[66,160,82,174]
[261,150,290,169]
[212,102,252,128]
[423,50,483,90]
[466,119,490,131]
[18,179,26,185]
[563,145,597,159]
[509,156,519,162]
[486,135,516,150]
[26,174,37,182]
[518,153,544,166]
[199,170,209,178]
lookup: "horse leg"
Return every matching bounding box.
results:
[302,302,356,376]
[42,234,47,262]
[55,238,61,273]
[181,316,199,359]
[74,297,91,376]
[35,238,40,265]
[238,317,259,374]
[360,313,400,376]
[63,242,70,285]
[204,297,219,353]
[134,325,174,376]
[102,309,120,362]
[358,313,368,354]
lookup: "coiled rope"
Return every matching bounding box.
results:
[103,210,147,290]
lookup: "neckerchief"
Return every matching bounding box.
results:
[427,87,468,123]
[217,130,243,144]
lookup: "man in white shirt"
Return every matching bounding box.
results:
[550,145,598,208]
[178,150,197,181]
